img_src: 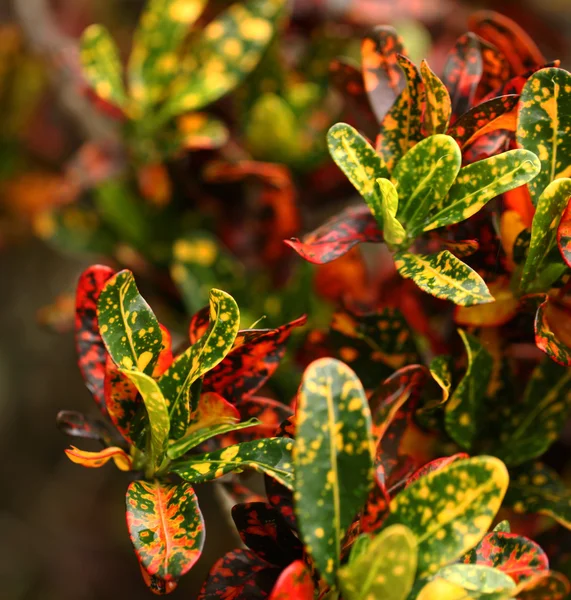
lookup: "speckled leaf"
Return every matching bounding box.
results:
[535,296,571,367]
[376,55,425,171]
[373,178,405,247]
[104,356,140,445]
[383,456,509,577]
[128,0,207,111]
[361,26,407,123]
[167,418,261,460]
[65,445,132,471]
[97,270,163,375]
[394,250,494,306]
[56,410,114,446]
[423,149,540,231]
[285,205,381,264]
[161,0,285,119]
[433,564,515,595]
[75,265,115,415]
[80,25,126,109]
[268,560,314,600]
[338,524,416,600]
[406,454,469,488]
[158,289,239,438]
[463,531,549,584]
[441,33,483,120]
[445,330,493,449]
[448,94,519,149]
[517,68,571,206]
[557,197,571,268]
[126,480,205,580]
[520,179,571,292]
[327,123,389,206]
[504,462,571,529]
[475,39,511,103]
[391,134,461,234]
[454,279,519,328]
[172,437,294,489]
[120,370,169,471]
[293,358,374,585]
[516,571,571,600]
[421,60,452,135]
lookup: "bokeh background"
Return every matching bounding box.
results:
[0,0,570,598]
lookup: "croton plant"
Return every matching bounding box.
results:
[55,1,571,598]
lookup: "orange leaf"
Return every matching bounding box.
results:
[65,445,132,471]
[455,279,519,327]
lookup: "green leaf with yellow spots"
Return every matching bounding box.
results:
[80,24,127,109]
[171,437,294,489]
[97,269,163,375]
[421,60,451,135]
[374,178,406,247]
[119,370,170,472]
[391,134,461,235]
[504,462,571,530]
[520,178,571,293]
[394,251,494,306]
[293,358,374,586]
[383,456,509,577]
[445,330,493,450]
[431,564,515,596]
[167,417,261,460]
[327,123,389,212]
[516,67,571,207]
[128,0,208,112]
[338,524,417,600]
[158,289,240,439]
[160,0,286,119]
[491,357,571,466]
[423,150,541,232]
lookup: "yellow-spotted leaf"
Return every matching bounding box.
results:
[338,524,417,600]
[391,134,461,234]
[375,178,406,247]
[126,480,205,580]
[293,358,374,586]
[120,370,170,473]
[171,437,294,489]
[394,250,494,306]
[423,150,540,232]
[327,123,389,210]
[158,289,239,439]
[516,68,571,206]
[128,0,207,111]
[432,564,515,596]
[65,445,132,471]
[160,0,286,119]
[97,270,163,375]
[421,60,452,135]
[383,456,509,577]
[520,178,571,293]
[80,25,127,109]
[417,578,467,600]
[445,330,493,450]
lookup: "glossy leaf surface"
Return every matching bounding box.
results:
[433,563,515,595]
[65,445,132,471]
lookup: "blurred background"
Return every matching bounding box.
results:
[0,0,570,598]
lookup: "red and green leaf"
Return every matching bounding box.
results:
[126,480,205,580]
[360,464,391,533]
[557,196,571,268]
[65,445,132,471]
[535,296,571,367]
[430,563,515,596]
[104,356,140,445]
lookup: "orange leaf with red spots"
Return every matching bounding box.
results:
[65,445,132,471]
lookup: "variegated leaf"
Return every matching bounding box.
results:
[535,295,571,367]
[65,445,132,471]
[431,564,515,596]
[421,60,452,135]
[375,178,406,247]
[557,196,571,268]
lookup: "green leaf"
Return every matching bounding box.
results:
[492,357,571,466]
[394,250,494,306]
[347,534,372,564]
[520,178,571,292]
[421,60,451,135]
[391,134,461,234]
[327,123,389,212]
[375,178,406,247]
[80,24,126,108]
[128,0,207,112]
[338,524,417,600]
[432,564,515,596]
[423,150,541,232]
[166,417,261,460]
[493,521,511,533]
[120,370,170,472]
[516,67,571,206]
[383,456,509,577]
[293,358,374,586]
[171,437,294,489]
[504,462,571,530]
[445,330,493,450]
[160,0,285,119]
[98,270,163,375]
[126,480,204,579]
[158,289,239,438]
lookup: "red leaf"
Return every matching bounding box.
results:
[268,560,314,600]
[56,410,113,445]
[360,464,391,533]
[535,296,571,367]
[104,355,140,445]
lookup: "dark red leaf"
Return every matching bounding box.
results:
[56,410,114,446]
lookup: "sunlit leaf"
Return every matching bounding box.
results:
[372,178,405,246]
[421,60,451,135]
[431,563,515,595]
[65,445,132,471]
